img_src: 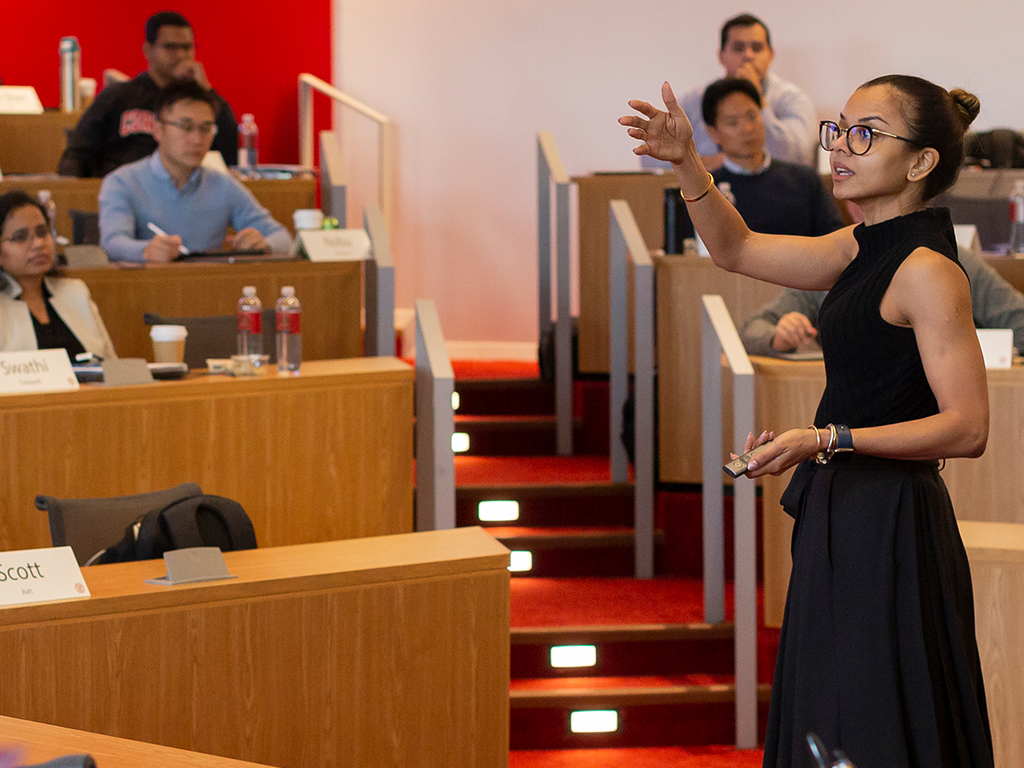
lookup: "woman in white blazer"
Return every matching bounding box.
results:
[0,191,116,360]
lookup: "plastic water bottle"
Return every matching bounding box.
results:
[238,113,259,168]
[237,286,263,356]
[1008,180,1024,257]
[275,286,301,374]
[37,190,57,240]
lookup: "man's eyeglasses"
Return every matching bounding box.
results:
[819,120,918,156]
[156,42,195,54]
[1,224,52,245]
[160,119,218,137]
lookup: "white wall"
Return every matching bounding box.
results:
[334,0,1024,346]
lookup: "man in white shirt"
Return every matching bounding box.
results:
[645,13,817,170]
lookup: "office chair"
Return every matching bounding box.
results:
[143,309,275,369]
[37,482,203,566]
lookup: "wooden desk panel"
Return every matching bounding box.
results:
[68,259,362,361]
[656,256,782,484]
[754,359,1024,627]
[0,175,315,243]
[960,521,1024,768]
[1,716,279,768]
[0,358,413,554]
[576,172,679,373]
[0,528,511,768]
[985,255,1024,294]
[0,111,81,175]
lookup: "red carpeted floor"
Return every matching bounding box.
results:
[456,455,627,485]
[510,746,764,767]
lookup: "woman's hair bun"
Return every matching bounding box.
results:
[949,88,980,128]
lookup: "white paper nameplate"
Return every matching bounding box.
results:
[145,547,238,586]
[0,349,79,395]
[954,224,981,260]
[977,329,1013,369]
[0,86,44,114]
[0,546,90,607]
[296,229,372,262]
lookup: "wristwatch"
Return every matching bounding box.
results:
[833,424,854,453]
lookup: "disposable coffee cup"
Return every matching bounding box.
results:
[150,325,188,363]
[292,208,324,231]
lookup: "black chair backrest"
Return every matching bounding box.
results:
[143,309,275,369]
[69,209,100,245]
[36,482,204,566]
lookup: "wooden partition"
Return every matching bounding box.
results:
[0,111,81,174]
[0,358,414,554]
[68,258,361,361]
[0,528,511,768]
[753,358,1024,627]
[0,716,279,768]
[960,521,1024,768]
[0,175,315,242]
[656,256,781,484]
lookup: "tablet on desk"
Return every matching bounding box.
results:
[73,362,188,382]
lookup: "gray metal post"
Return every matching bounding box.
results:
[701,303,725,624]
[319,130,347,227]
[414,299,455,531]
[608,206,628,483]
[364,205,394,357]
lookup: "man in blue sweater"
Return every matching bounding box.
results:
[99,81,290,263]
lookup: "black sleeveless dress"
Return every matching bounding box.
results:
[762,209,995,768]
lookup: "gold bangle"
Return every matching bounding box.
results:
[825,423,838,462]
[808,425,822,451]
[811,424,828,465]
[680,172,715,203]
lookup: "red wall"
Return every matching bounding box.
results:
[3,1,332,165]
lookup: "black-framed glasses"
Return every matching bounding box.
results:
[160,119,218,137]
[1,224,51,245]
[819,120,918,156]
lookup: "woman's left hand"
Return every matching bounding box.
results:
[744,427,820,478]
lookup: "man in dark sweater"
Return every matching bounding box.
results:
[58,11,237,177]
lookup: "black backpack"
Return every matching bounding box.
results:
[91,494,257,565]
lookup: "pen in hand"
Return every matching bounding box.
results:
[147,222,190,255]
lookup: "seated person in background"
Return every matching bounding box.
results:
[58,11,237,177]
[742,248,1024,356]
[670,77,843,242]
[99,81,291,263]
[646,13,817,170]
[0,191,117,359]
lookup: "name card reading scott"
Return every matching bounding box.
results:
[0,547,90,608]
[0,349,79,395]
[296,229,372,262]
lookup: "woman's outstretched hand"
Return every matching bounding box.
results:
[618,82,694,165]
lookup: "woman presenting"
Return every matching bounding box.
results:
[0,191,116,360]
[621,76,993,767]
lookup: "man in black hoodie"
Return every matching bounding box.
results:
[58,11,237,177]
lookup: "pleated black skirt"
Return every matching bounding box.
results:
[762,455,994,768]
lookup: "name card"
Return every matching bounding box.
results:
[0,349,79,395]
[0,86,44,114]
[954,224,981,260]
[0,546,90,608]
[296,229,372,262]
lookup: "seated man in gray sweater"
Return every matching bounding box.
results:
[741,247,1024,355]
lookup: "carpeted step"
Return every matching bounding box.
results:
[455,377,555,416]
[510,676,771,750]
[512,623,734,679]
[453,414,577,456]
[488,526,658,577]
[458,482,634,528]
[509,745,764,768]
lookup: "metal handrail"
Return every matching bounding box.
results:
[536,131,572,456]
[299,74,394,227]
[701,294,757,750]
[608,199,655,579]
[364,204,395,357]
[414,299,455,531]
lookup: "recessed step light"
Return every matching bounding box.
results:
[550,645,597,668]
[508,551,533,572]
[451,432,470,452]
[451,392,460,411]
[478,500,519,522]
[569,710,618,733]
